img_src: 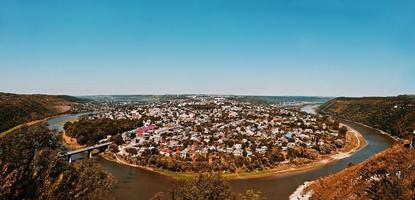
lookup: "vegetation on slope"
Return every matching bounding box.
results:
[304,95,415,200]
[0,124,113,200]
[307,144,415,200]
[0,92,83,133]
[319,95,415,139]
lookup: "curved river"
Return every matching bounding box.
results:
[48,113,395,200]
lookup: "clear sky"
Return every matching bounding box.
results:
[0,0,414,97]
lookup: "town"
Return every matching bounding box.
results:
[69,96,347,173]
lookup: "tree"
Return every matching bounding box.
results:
[77,135,88,145]
[229,163,237,173]
[110,144,119,153]
[151,174,264,200]
[287,148,299,158]
[271,152,285,163]
[238,189,264,200]
[112,134,124,145]
[242,149,248,157]
[338,126,348,139]
[63,118,143,145]
[0,125,114,200]
[126,147,138,155]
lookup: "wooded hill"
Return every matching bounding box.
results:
[0,124,113,200]
[304,95,415,199]
[319,95,415,139]
[0,92,84,133]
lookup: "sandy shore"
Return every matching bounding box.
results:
[290,181,314,200]
[62,131,86,149]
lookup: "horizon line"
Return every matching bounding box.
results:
[2,91,414,98]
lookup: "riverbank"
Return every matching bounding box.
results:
[62,131,86,149]
[0,112,72,138]
[64,123,366,180]
[223,123,366,180]
[294,144,415,200]
[288,124,364,200]
[320,110,402,142]
[346,119,401,142]
[47,113,395,200]
[289,122,397,200]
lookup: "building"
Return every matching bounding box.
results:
[136,124,159,136]
[180,149,188,158]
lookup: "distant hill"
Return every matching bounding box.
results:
[319,95,415,139]
[235,96,332,105]
[0,92,83,133]
[80,94,190,102]
[81,95,333,105]
[306,144,415,200]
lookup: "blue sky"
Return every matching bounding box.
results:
[0,0,414,96]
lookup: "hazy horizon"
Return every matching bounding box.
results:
[1,0,414,96]
[2,91,414,98]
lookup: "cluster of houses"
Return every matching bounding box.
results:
[92,97,343,163]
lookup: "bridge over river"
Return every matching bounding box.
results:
[59,142,112,163]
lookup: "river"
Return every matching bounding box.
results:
[300,104,320,115]
[48,113,395,200]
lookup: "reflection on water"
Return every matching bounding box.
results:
[47,113,86,131]
[48,113,395,200]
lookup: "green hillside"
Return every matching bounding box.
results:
[319,95,415,139]
[0,92,82,133]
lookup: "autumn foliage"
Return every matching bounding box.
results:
[0,125,113,200]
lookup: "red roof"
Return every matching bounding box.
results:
[161,148,172,153]
[136,124,159,136]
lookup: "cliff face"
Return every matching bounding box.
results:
[0,92,82,132]
[0,125,113,200]
[319,95,415,139]
[307,145,415,200]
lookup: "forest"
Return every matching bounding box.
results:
[64,118,144,145]
[0,124,113,200]
[319,95,415,139]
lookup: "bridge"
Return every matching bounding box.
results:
[59,142,113,163]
